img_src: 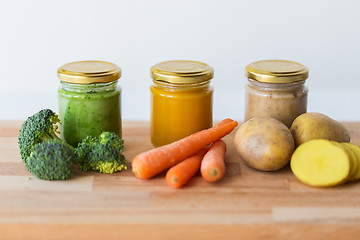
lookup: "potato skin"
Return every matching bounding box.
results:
[290,112,350,146]
[234,117,295,171]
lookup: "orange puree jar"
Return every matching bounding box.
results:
[150,60,214,147]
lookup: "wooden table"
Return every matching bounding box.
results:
[0,121,360,240]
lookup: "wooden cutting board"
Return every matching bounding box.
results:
[0,121,360,240]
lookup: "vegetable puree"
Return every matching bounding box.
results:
[150,83,213,147]
[150,60,214,147]
[245,60,309,128]
[58,86,121,147]
[245,82,308,128]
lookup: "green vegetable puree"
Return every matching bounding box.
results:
[58,86,122,147]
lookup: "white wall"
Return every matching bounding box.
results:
[1,0,359,121]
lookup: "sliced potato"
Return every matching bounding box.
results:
[332,142,357,182]
[342,143,360,182]
[291,139,351,187]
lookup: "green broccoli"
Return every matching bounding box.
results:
[75,135,97,172]
[18,109,61,166]
[26,140,74,180]
[18,109,127,179]
[75,132,127,174]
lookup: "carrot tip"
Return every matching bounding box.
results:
[171,176,178,183]
[209,169,218,178]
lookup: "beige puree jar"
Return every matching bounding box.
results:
[245,60,309,128]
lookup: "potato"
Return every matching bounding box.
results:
[332,142,357,182]
[342,143,360,182]
[290,112,350,146]
[234,117,295,171]
[291,139,351,187]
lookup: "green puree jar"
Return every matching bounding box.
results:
[57,61,122,147]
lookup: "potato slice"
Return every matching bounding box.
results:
[291,139,351,187]
[332,142,357,182]
[342,143,360,182]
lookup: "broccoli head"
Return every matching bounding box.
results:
[75,132,126,174]
[26,140,74,180]
[18,109,61,166]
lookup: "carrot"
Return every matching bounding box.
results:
[166,149,208,188]
[132,118,238,179]
[200,140,226,183]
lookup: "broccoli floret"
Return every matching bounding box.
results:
[75,135,97,172]
[75,132,126,174]
[26,140,74,180]
[18,109,61,166]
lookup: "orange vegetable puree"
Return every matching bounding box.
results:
[150,83,213,147]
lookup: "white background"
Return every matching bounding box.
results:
[1,0,359,121]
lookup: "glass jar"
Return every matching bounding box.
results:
[150,60,214,147]
[57,61,122,147]
[245,60,309,128]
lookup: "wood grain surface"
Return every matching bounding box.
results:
[0,121,360,240]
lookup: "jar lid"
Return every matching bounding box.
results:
[245,60,308,84]
[58,60,121,84]
[151,60,214,84]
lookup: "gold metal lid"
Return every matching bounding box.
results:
[245,60,308,84]
[58,60,121,84]
[151,60,214,84]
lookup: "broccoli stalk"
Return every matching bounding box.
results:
[26,140,74,180]
[18,109,62,166]
[75,132,127,174]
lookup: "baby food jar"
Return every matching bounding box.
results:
[57,60,122,147]
[150,60,214,147]
[245,60,309,128]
